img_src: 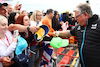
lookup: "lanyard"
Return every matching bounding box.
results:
[0,35,10,47]
[80,19,88,67]
[25,31,29,38]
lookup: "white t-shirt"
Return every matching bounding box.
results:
[0,30,17,67]
[30,21,42,26]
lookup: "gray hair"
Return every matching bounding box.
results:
[73,3,93,17]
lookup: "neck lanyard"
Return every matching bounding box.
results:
[25,31,29,38]
[80,19,88,67]
[0,35,10,47]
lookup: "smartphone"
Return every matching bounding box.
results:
[14,30,19,38]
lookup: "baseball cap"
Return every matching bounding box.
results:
[15,36,28,55]
[50,37,69,48]
[0,3,8,8]
[34,25,49,42]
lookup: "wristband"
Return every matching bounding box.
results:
[27,26,30,31]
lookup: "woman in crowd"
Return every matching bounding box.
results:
[52,10,62,31]
[15,14,40,67]
[52,10,68,31]
[0,15,18,67]
[30,10,43,67]
[15,14,33,44]
[30,10,43,26]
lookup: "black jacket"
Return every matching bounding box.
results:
[71,14,100,67]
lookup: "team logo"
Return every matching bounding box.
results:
[91,24,97,29]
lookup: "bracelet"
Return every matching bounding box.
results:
[27,26,30,31]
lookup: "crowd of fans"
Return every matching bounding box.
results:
[0,2,77,67]
[1,2,100,67]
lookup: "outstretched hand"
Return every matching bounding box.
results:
[30,26,40,34]
[53,31,59,37]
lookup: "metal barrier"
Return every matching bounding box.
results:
[53,36,79,67]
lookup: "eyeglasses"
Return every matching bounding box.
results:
[75,12,85,18]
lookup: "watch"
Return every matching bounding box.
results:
[27,26,30,31]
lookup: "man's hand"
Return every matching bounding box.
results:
[30,26,40,34]
[1,57,14,67]
[53,31,59,37]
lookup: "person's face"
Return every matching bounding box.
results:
[50,11,54,19]
[7,5,14,14]
[23,16,30,26]
[56,12,59,19]
[0,6,8,17]
[0,19,8,34]
[36,12,43,21]
[75,11,87,26]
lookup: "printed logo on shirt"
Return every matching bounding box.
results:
[77,26,81,30]
[91,24,97,29]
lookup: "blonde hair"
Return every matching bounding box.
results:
[30,10,42,22]
[0,15,7,23]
